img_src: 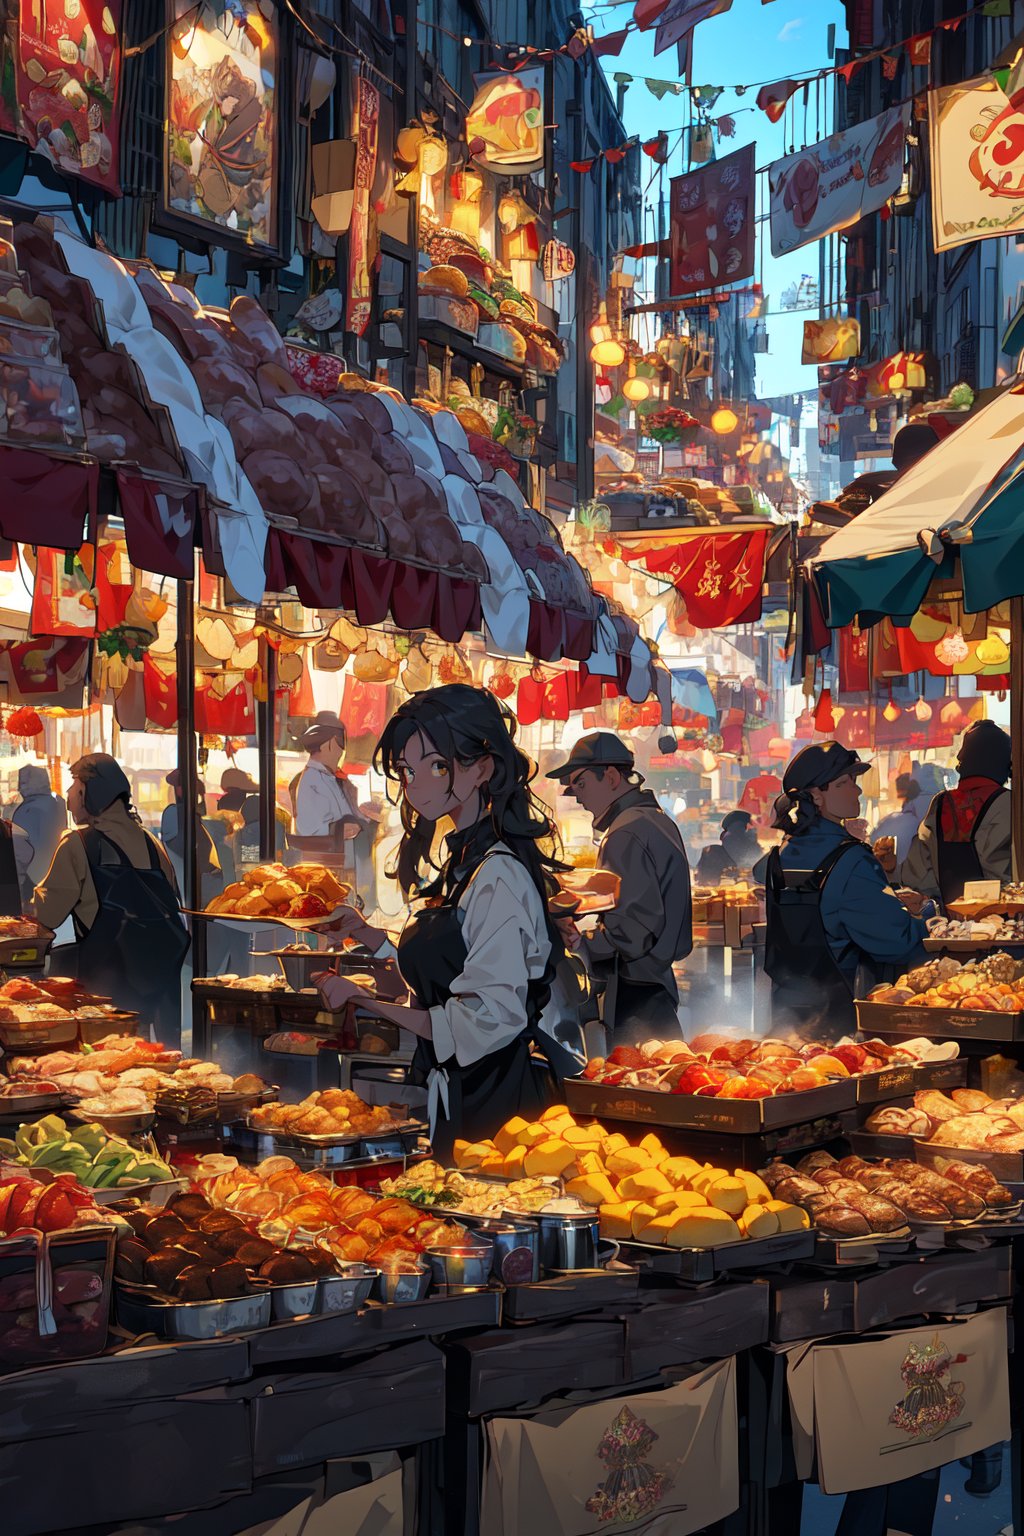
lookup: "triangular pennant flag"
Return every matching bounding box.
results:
[908,33,931,67]
[646,77,678,99]
[838,59,865,84]
[717,114,736,137]
[605,145,628,163]
[612,72,634,83]
[571,159,595,173]
[881,53,898,80]
[993,66,1012,93]
[692,84,724,108]
[591,28,629,58]
[642,132,671,162]
[756,79,799,122]
[940,16,962,30]
[634,0,669,29]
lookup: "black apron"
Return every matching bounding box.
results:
[0,820,22,916]
[934,788,1005,910]
[398,849,574,1163]
[764,838,861,1042]
[73,828,190,1046]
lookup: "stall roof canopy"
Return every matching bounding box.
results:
[808,384,1024,626]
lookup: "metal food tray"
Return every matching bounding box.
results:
[115,1281,272,1340]
[856,997,1024,1042]
[88,1175,188,1207]
[67,1105,156,1135]
[243,1112,425,1164]
[251,1265,380,1320]
[853,1057,967,1105]
[809,1229,915,1267]
[0,1090,67,1116]
[565,1074,855,1133]
[618,1226,815,1284]
[924,937,1024,954]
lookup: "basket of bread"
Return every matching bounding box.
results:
[202,863,352,926]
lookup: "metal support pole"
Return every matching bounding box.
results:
[258,637,278,862]
[1011,595,1024,878]
[176,577,204,1040]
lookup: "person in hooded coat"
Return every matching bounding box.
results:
[12,765,65,890]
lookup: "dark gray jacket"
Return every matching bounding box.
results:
[582,787,693,999]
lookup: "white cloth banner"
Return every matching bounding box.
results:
[769,104,911,256]
[930,75,1024,252]
[785,1310,1010,1496]
[480,1360,738,1536]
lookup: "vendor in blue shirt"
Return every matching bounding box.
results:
[764,741,929,1040]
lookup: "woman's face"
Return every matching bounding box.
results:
[395,729,492,821]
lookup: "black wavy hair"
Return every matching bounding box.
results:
[374,683,566,900]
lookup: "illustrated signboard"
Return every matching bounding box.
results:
[669,144,755,297]
[465,68,545,174]
[16,0,122,193]
[930,75,1024,252]
[802,316,861,365]
[346,73,379,337]
[769,104,910,256]
[165,0,278,252]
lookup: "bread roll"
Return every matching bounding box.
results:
[766,1200,810,1233]
[600,1201,639,1241]
[666,1207,742,1249]
[707,1177,748,1217]
[812,1203,872,1237]
[739,1204,780,1239]
[616,1169,673,1201]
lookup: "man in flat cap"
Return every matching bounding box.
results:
[293,713,375,900]
[764,741,929,1039]
[548,733,692,1044]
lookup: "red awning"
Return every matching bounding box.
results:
[0,446,97,550]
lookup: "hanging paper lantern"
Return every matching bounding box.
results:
[591,336,625,367]
[935,626,970,665]
[498,191,537,232]
[542,240,576,281]
[914,697,933,722]
[813,688,836,732]
[711,406,739,434]
[5,706,42,738]
[488,668,515,699]
[976,634,1010,666]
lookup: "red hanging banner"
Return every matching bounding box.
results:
[346,75,380,337]
[617,527,771,628]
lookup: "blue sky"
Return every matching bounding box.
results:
[590,0,849,398]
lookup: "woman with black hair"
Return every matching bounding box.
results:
[315,684,576,1159]
[32,754,189,1046]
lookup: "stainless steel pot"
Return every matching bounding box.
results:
[474,1219,540,1285]
[425,1243,492,1293]
[522,1211,617,1272]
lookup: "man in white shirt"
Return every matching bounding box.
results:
[294,713,364,839]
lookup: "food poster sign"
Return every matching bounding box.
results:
[16,0,122,192]
[802,316,861,365]
[669,144,755,297]
[165,0,277,251]
[465,67,544,174]
[769,104,910,257]
[346,72,379,338]
[930,76,1024,252]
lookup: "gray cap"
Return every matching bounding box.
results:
[300,712,347,752]
[546,732,635,781]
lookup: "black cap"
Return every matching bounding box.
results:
[782,741,870,795]
[722,810,753,834]
[957,719,1011,784]
[547,732,635,781]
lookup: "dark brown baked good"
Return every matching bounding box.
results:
[197,1211,246,1235]
[115,1238,151,1282]
[144,1247,192,1291]
[166,1192,212,1223]
[176,1233,222,1263]
[173,1263,216,1302]
[940,1161,1013,1206]
[844,1192,906,1232]
[208,1261,251,1299]
[235,1237,277,1267]
[796,1151,837,1174]
[140,1215,186,1251]
[258,1252,317,1284]
[773,1175,823,1204]
[209,1226,254,1257]
[812,1204,872,1237]
[836,1156,871,1181]
[758,1163,796,1191]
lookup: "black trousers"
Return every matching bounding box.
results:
[611,979,681,1046]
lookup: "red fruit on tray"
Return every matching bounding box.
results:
[582,1058,606,1081]
[829,1044,867,1073]
[0,1187,16,1233]
[606,1046,647,1069]
[6,1184,41,1231]
[781,1067,823,1093]
[34,1185,77,1233]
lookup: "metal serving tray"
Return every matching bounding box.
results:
[115,1282,272,1340]
[565,1075,856,1134]
[618,1226,815,1284]
[856,998,1024,1043]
